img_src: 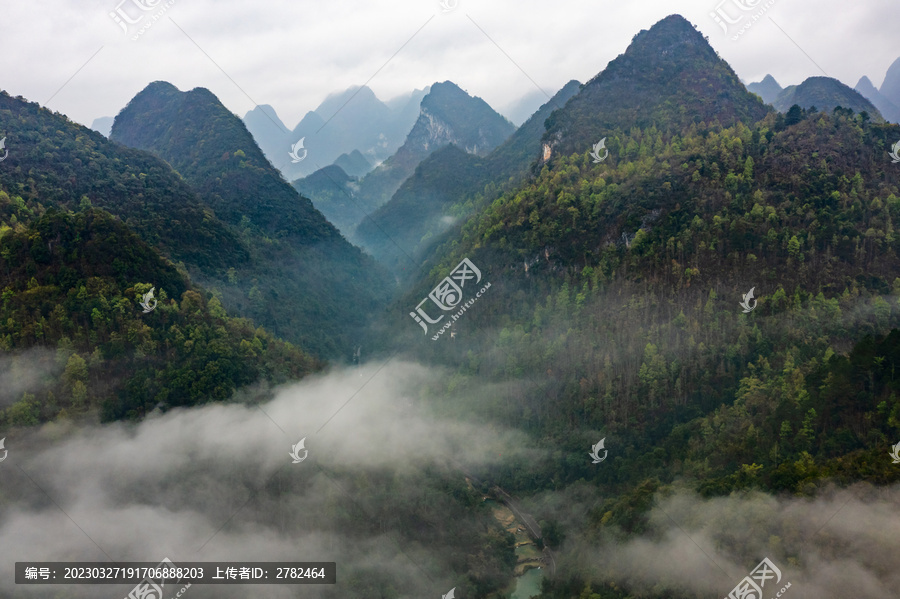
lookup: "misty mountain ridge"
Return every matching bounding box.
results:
[6,11,900,599]
[242,84,428,181]
[292,164,363,237]
[746,74,782,104]
[353,79,581,271]
[855,76,900,123]
[350,80,516,219]
[90,115,114,137]
[499,88,551,126]
[333,148,373,177]
[0,90,321,422]
[773,76,884,120]
[242,103,290,162]
[880,56,900,102]
[292,79,517,241]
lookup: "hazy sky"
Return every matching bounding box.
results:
[1,0,896,129]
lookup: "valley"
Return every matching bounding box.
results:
[2,4,900,599]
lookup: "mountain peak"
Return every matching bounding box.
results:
[881,56,900,100]
[351,79,515,212]
[543,14,769,158]
[855,74,900,123]
[315,85,383,118]
[624,13,703,50]
[774,76,884,121]
[143,80,179,94]
[747,74,784,104]
[856,75,875,89]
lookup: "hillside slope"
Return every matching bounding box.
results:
[110,81,394,357]
[0,90,248,273]
[0,206,319,425]
[389,19,900,595]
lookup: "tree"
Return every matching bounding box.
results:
[64,353,88,385]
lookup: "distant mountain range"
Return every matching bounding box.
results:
[856,74,900,123]
[292,81,517,241]
[350,81,516,213]
[333,149,372,177]
[498,89,550,127]
[243,85,428,181]
[353,80,582,271]
[747,57,900,123]
[746,74,782,104]
[90,116,114,137]
[773,77,883,120]
[291,164,363,237]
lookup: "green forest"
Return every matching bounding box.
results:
[2,10,900,599]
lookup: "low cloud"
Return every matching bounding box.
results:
[0,348,60,409]
[532,483,900,599]
[0,361,529,598]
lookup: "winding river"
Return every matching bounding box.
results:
[468,480,553,599]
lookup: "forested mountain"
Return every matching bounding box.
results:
[0,204,319,426]
[855,76,900,123]
[746,74,783,104]
[410,108,900,599]
[354,144,489,270]
[333,149,373,177]
[109,81,393,357]
[353,80,581,271]
[385,16,900,598]
[773,76,884,120]
[542,15,769,160]
[352,81,516,218]
[291,164,362,237]
[0,89,323,426]
[0,90,248,273]
[7,8,900,599]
